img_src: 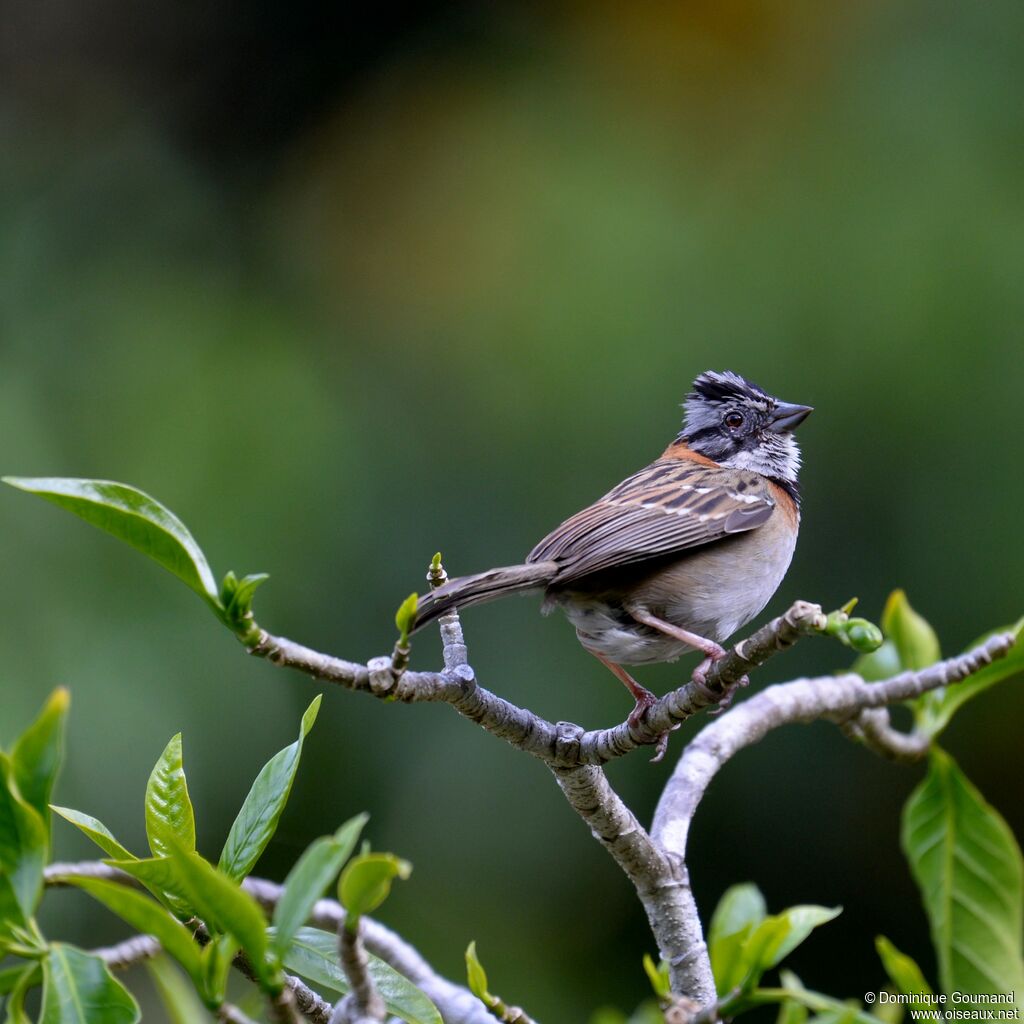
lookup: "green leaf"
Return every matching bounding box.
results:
[641,953,671,999]
[881,591,941,671]
[0,754,48,920]
[710,883,767,947]
[280,926,442,1024]
[145,956,213,1024]
[875,936,933,1012]
[708,889,839,997]
[901,747,1024,1005]
[272,813,368,956]
[145,735,196,859]
[338,852,411,927]
[394,594,418,643]
[2,477,220,610]
[762,905,842,968]
[166,844,273,989]
[104,857,190,911]
[709,883,767,987]
[0,963,40,997]
[465,941,494,1005]
[916,619,1024,737]
[3,963,41,1024]
[200,933,239,1006]
[67,877,204,988]
[218,696,321,882]
[12,688,69,822]
[219,572,269,632]
[51,808,135,861]
[40,944,140,1024]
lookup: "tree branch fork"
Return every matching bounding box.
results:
[52,583,1017,1024]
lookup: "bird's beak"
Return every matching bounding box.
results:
[767,402,813,433]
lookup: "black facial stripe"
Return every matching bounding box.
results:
[682,425,721,444]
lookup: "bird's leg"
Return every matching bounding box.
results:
[626,606,749,711]
[587,650,674,762]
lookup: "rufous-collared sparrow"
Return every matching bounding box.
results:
[414,370,812,744]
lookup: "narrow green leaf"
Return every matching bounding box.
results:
[67,877,204,987]
[145,956,213,1024]
[2,478,220,608]
[280,926,442,1024]
[882,591,941,670]
[50,807,135,861]
[145,734,196,860]
[218,696,321,882]
[12,688,69,822]
[272,813,368,956]
[465,941,493,1004]
[40,944,140,1024]
[0,754,48,920]
[875,936,933,1012]
[901,747,1024,1005]
[166,844,272,988]
[339,852,411,927]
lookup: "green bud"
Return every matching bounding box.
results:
[845,618,884,653]
[394,592,418,643]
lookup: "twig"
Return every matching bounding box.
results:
[838,708,930,762]
[91,933,161,969]
[331,919,387,1023]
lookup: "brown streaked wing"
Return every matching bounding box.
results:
[526,459,774,583]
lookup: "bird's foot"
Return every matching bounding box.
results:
[626,688,677,763]
[689,646,746,714]
[707,674,750,715]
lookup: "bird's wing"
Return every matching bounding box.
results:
[527,458,775,584]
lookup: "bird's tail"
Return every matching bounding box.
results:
[412,561,557,633]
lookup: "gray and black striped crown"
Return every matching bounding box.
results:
[688,370,772,407]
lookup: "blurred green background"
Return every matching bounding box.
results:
[2,1,1023,1018]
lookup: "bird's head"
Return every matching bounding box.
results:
[680,370,813,485]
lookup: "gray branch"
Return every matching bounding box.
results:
[649,630,1017,1003]
[331,920,387,1024]
[247,601,828,767]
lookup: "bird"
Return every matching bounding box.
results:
[414,370,812,751]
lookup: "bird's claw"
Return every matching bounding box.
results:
[627,691,678,763]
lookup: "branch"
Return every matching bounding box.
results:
[551,762,716,1005]
[246,600,828,767]
[647,630,1017,1011]
[652,630,1016,861]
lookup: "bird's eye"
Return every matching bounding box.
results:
[724,411,744,429]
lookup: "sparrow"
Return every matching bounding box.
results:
[414,370,812,747]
